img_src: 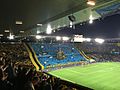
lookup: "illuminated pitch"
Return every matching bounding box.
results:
[49,62,120,90]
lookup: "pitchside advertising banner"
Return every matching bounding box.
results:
[73,35,84,42]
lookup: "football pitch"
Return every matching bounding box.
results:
[48,62,120,90]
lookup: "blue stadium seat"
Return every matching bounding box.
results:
[30,43,85,68]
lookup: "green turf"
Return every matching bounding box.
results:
[48,62,120,90]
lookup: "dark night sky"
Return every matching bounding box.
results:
[54,14,120,38]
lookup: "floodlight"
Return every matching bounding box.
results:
[56,36,61,41]
[9,35,14,40]
[36,35,42,39]
[70,21,73,28]
[85,38,91,42]
[8,33,14,40]
[0,34,3,36]
[87,0,96,6]
[89,14,94,24]
[89,19,93,24]
[20,31,24,33]
[95,38,105,44]
[46,24,52,34]
[16,21,22,25]
[62,37,69,41]
[37,24,42,26]
[5,30,10,33]
[37,30,40,34]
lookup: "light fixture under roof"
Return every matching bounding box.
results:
[84,38,91,42]
[16,21,23,25]
[37,30,40,34]
[89,14,94,24]
[56,36,61,41]
[46,24,52,34]
[36,35,42,39]
[20,30,24,33]
[70,21,73,28]
[95,38,105,44]
[5,30,10,33]
[8,33,14,40]
[0,34,3,36]
[62,37,69,41]
[37,24,42,26]
[87,0,96,6]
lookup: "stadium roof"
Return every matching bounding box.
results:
[0,0,120,37]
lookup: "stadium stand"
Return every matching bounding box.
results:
[0,42,30,64]
[0,42,91,90]
[1,42,120,90]
[75,42,120,62]
[30,42,86,69]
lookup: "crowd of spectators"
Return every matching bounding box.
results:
[2,42,120,90]
[0,56,79,90]
[0,42,83,90]
[75,42,120,62]
[0,43,29,62]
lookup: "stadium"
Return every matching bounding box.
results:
[0,0,120,90]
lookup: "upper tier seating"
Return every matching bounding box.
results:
[75,42,120,62]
